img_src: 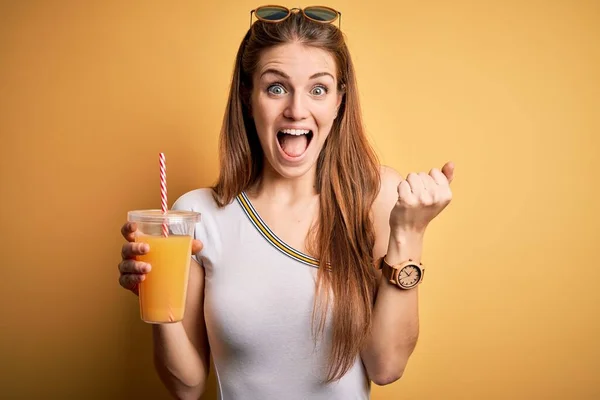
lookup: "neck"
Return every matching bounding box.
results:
[249,161,318,205]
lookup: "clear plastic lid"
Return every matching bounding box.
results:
[127,209,201,224]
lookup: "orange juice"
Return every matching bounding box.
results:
[135,235,193,323]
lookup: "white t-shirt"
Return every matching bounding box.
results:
[172,188,370,400]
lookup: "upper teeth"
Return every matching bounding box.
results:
[281,129,310,136]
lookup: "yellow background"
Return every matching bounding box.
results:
[1,1,598,399]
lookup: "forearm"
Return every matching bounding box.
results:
[361,233,423,385]
[152,323,207,399]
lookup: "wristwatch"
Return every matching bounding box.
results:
[376,257,425,290]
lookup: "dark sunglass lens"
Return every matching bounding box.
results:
[304,7,337,22]
[256,6,289,21]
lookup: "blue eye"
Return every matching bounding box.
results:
[311,85,328,96]
[267,84,287,95]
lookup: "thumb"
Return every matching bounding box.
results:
[442,161,455,184]
[191,239,204,255]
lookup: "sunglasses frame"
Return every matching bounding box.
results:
[250,5,342,29]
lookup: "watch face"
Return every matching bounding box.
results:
[397,264,421,288]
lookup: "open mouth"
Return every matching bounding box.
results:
[276,129,314,158]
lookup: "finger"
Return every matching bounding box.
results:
[191,239,204,255]
[418,172,436,191]
[442,161,455,184]
[417,172,436,204]
[121,222,138,242]
[121,242,150,260]
[118,259,151,274]
[406,173,424,195]
[397,178,414,204]
[119,273,144,293]
[429,168,448,186]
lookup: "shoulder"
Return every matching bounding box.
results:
[172,188,220,212]
[373,165,402,213]
[171,188,224,264]
[371,165,402,258]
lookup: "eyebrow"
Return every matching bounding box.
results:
[260,68,335,81]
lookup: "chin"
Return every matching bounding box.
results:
[270,157,318,179]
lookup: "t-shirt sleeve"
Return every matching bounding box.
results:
[171,189,211,267]
[171,188,222,268]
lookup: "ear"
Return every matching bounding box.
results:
[241,83,253,117]
[336,83,345,111]
[335,91,344,118]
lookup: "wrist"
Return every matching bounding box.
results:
[386,230,424,264]
[390,229,425,245]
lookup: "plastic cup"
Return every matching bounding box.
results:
[127,209,201,324]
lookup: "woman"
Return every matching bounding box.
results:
[119,7,453,400]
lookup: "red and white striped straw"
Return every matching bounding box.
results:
[159,152,168,237]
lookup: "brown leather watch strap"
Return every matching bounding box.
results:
[380,257,395,282]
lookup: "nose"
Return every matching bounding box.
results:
[283,92,310,121]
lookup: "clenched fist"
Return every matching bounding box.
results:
[389,161,454,236]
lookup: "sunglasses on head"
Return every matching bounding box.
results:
[250,5,342,29]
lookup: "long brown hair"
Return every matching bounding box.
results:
[213,13,381,382]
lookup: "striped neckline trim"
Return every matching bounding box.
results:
[236,192,320,268]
